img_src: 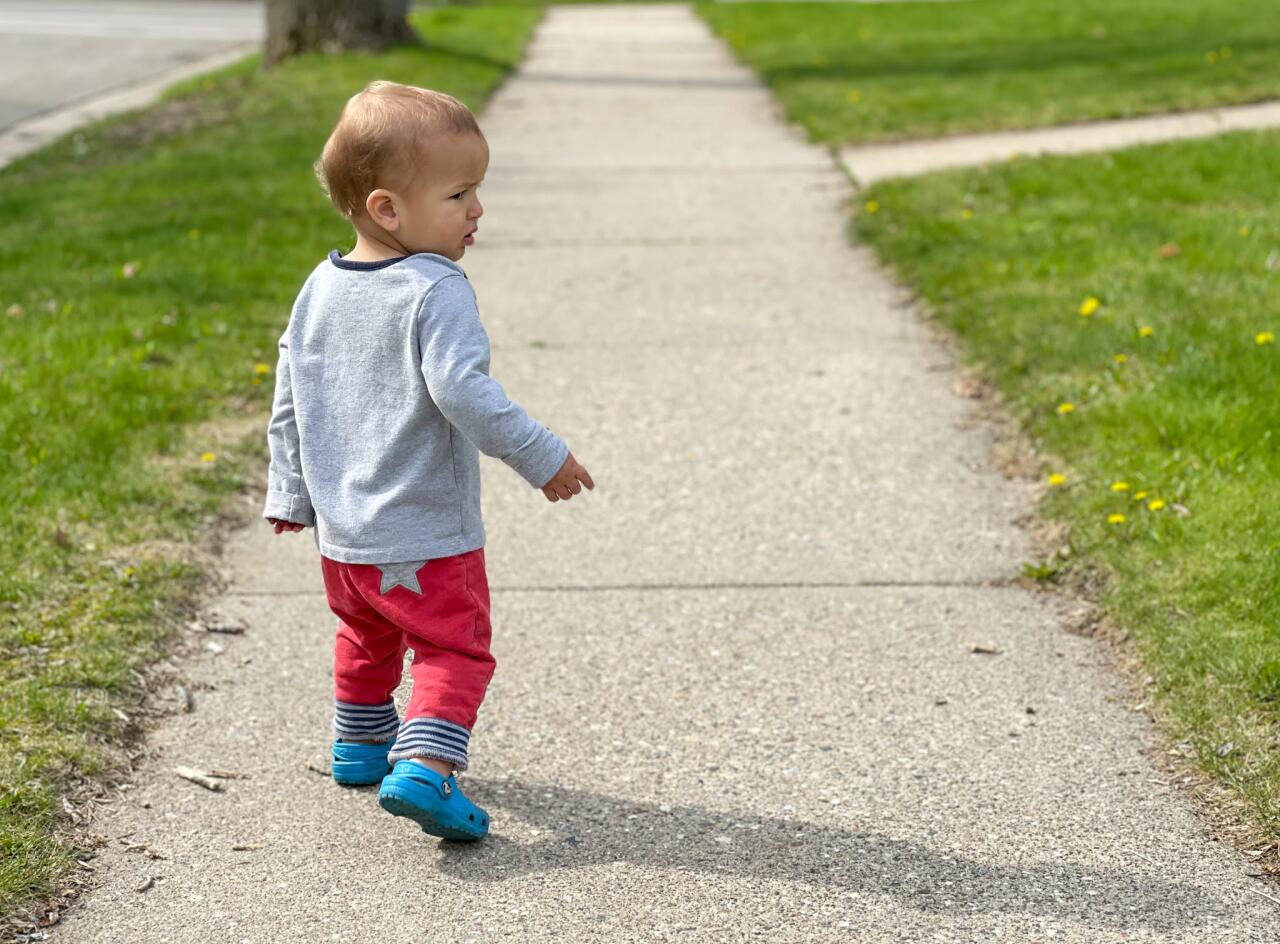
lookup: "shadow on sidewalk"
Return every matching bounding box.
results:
[435,778,1224,932]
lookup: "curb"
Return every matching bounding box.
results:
[0,43,257,171]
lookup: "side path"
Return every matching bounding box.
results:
[840,98,1280,185]
[53,5,1274,942]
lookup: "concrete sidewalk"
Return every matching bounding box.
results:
[53,5,1274,942]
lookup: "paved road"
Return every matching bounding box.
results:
[52,5,1274,942]
[0,0,260,131]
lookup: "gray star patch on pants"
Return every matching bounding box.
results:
[376,561,427,595]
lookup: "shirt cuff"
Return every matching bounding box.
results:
[502,426,569,488]
[263,489,316,527]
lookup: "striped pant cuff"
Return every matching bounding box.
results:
[388,716,471,771]
[333,698,400,743]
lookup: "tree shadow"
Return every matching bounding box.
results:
[436,778,1229,933]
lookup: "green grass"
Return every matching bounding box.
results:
[0,4,543,917]
[698,0,1280,144]
[855,130,1280,842]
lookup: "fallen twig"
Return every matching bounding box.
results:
[174,766,224,792]
[304,760,331,777]
[1247,885,1280,907]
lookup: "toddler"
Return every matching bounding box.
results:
[263,81,593,841]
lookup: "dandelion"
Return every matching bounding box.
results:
[865,200,879,215]
[187,229,201,241]
[200,452,216,463]
[1255,331,1275,345]
[1048,473,1067,486]
[961,208,974,220]
[1133,491,1149,501]
[1239,225,1251,238]
[847,90,862,104]
[122,261,140,278]
[1108,513,1126,525]
[1110,481,1130,492]
[1079,297,1101,317]
[254,363,271,375]
[1056,402,1076,415]
[1138,325,1155,338]
[1205,51,1219,64]
[1147,498,1166,511]
[1113,353,1128,364]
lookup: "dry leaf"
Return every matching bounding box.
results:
[1158,242,1181,259]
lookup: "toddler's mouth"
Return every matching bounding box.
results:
[463,230,477,246]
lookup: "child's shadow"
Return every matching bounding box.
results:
[437,778,1230,933]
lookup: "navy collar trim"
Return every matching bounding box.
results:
[328,249,411,271]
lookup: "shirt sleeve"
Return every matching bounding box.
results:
[262,329,316,526]
[417,274,568,489]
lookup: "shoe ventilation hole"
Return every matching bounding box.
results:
[469,814,475,821]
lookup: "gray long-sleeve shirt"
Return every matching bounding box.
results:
[262,251,568,564]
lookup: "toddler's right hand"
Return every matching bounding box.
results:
[542,451,594,502]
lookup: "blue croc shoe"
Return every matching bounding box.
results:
[378,760,489,841]
[331,740,393,786]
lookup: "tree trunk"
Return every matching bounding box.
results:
[263,0,420,69]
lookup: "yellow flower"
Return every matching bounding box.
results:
[254,362,271,375]
[1079,297,1101,317]
[1138,325,1155,338]
[251,377,262,386]
[1255,331,1275,345]
[1113,353,1128,364]
[961,208,974,220]
[1008,150,1021,162]
[1110,481,1130,492]
[1239,225,1251,238]
[1220,46,1233,58]
[847,89,862,104]
[200,452,216,463]
[1056,402,1076,415]
[1108,513,1126,525]
[1133,491,1149,501]
[1048,473,1066,486]
[1205,51,1219,64]
[187,229,201,240]
[1147,498,1166,511]
[865,200,879,215]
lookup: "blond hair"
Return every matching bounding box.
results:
[317,81,482,218]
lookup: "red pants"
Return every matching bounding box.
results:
[320,548,495,770]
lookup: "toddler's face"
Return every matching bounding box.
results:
[396,132,488,261]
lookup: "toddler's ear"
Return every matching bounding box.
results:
[365,189,399,231]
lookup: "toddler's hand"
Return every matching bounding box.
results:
[267,518,307,534]
[541,451,594,503]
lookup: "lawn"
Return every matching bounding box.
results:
[855,129,1280,846]
[698,0,1280,144]
[0,4,544,917]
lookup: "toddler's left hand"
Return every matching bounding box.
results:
[267,518,307,534]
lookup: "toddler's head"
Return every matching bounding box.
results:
[318,81,488,261]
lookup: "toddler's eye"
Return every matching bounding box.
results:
[451,190,467,199]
